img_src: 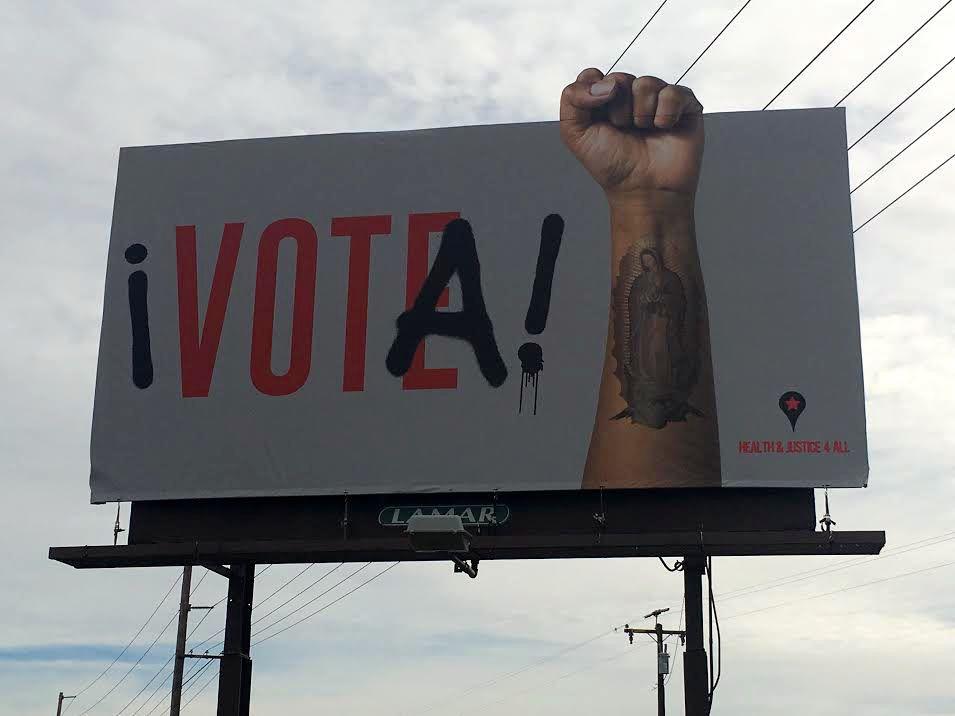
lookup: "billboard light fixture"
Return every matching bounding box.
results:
[406,514,472,553]
[406,515,479,578]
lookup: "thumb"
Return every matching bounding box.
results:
[560,68,616,133]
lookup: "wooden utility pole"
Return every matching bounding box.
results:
[169,565,193,716]
[623,608,685,716]
[55,692,75,716]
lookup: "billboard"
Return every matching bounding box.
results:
[90,105,867,502]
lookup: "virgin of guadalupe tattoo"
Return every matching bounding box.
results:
[611,245,703,428]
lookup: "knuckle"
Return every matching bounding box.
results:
[633,75,664,92]
[658,85,683,103]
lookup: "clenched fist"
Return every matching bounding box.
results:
[560,69,704,200]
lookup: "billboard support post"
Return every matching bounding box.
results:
[217,563,255,716]
[682,556,709,716]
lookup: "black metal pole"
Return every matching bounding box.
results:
[217,563,255,716]
[683,556,709,716]
[656,622,665,716]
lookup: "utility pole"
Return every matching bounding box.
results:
[55,692,75,716]
[623,607,685,716]
[169,565,193,716]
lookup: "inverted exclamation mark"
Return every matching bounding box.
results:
[126,243,153,389]
[524,214,564,335]
[518,214,564,414]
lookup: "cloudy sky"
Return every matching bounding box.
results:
[2,0,954,714]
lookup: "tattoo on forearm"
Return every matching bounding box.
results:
[610,241,704,429]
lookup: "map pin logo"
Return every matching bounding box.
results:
[779,391,806,432]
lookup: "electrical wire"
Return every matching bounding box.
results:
[471,645,645,712]
[251,563,346,628]
[663,589,684,688]
[854,149,955,232]
[707,560,722,700]
[725,558,955,620]
[112,653,175,716]
[111,567,219,716]
[189,564,338,653]
[252,563,315,610]
[834,0,952,106]
[717,530,955,598]
[414,628,619,715]
[851,103,955,193]
[719,531,955,602]
[180,658,213,691]
[676,0,755,84]
[606,0,671,74]
[131,666,175,716]
[179,662,219,712]
[848,52,955,150]
[253,562,399,646]
[250,564,356,637]
[63,572,183,713]
[763,0,875,110]
[76,608,180,716]
[658,557,683,572]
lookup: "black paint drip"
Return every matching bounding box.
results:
[518,342,543,415]
[125,243,153,389]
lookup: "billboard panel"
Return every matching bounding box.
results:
[91,107,867,502]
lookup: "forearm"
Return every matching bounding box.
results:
[608,191,706,362]
[581,190,719,488]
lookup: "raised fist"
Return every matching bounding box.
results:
[560,69,704,200]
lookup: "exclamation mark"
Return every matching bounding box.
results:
[126,243,153,389]
[518,214,564,414]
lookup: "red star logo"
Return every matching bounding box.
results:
[784,396,801,411]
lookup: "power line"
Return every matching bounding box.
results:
[472,645,646,712]
[848,52,955,150]
[854,149,955,232]
[413,629,618,715]
[852,103,955,193]
[180,659,213,692]
[726,559,955,620]
[179,662,218,712]
[834,0,953,106]
[130,665,175,716]
[250,563,347,629]
[112,653,176,716]
[189,564,327,652]
[719,531,955,602]
[252,563,315,610]
[606,0,671,74]
[763,0,876,110]
[109,568,217,716]
[676,0,756,84]
[719,529,955,597]
[77,609,180,716]
[64,572,182,712]
[253,562,399,646]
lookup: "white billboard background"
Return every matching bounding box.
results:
[91,108,867,501]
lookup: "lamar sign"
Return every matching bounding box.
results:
[378,505,511,527]
[91,109,867,501]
